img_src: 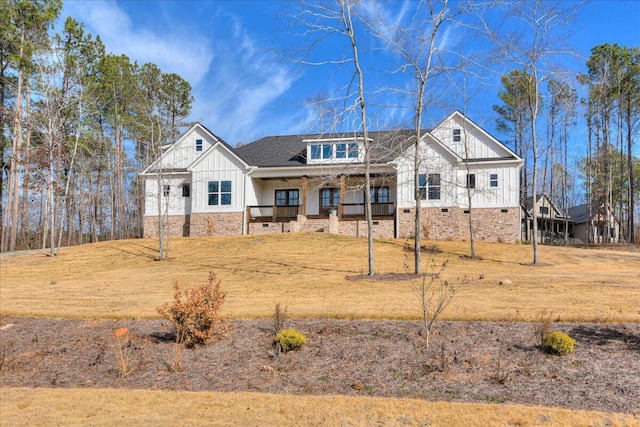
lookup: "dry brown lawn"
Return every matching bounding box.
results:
[1,233,638,321]
[1,234,639,426]
[2,388,638,427]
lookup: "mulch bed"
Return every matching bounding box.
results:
[1,317,639,414]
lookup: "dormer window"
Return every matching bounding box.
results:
[196,139,203,152]
[453,129,461,142]
[335,143,358,159]
[311,143,332,160]
[306,138,364,163]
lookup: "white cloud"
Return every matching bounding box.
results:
[62,1,213,86]
[61,2,297,144]
[189,11,298,144]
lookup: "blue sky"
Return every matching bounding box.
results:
[60,0,640,149]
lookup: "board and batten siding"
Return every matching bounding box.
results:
[156,128,216,170]
[395,132,520,209]
[430,113,509,160]
[454,164,520,208]
[395,141,457,208]
[191,145,247,213]
[144,174,191,217]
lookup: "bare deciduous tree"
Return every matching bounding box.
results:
[480,0,581,263]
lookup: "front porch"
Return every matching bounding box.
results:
[246,172,397,237]
[246,202,396,223]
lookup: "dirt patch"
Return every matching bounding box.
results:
[1,317,639,415]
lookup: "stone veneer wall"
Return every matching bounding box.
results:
[398,207,520,243]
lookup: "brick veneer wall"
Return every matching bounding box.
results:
[144,213,244,237]
[190,212,243,236]
[338,219,394,238]
[249,221,292,234]
[143,215,190,238]
[249,217,394,238]
[398,207,520,243]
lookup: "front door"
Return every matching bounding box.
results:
[319,188,340,215]
[275,189,300,218]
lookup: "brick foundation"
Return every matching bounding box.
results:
[398,207,520,243]
[190,212,244,236]
[144,207,518,243]
[144,212,243,237]
[143,215,191,238]
[248,221,292,234]
[338,219,394,238]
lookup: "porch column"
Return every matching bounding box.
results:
[339,175,345,218]
[301,176,307,216]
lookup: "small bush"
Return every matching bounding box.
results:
[542,331,575,355]
[275,328,306,352]
[113,327,131,377]
[157,272,231,348]
[273,302,287,335]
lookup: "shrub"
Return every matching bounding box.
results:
[273,302,287,335]
[542,331,575,355]
[534,310,552,348]
[157,272,231,348]
[275,328,306,352]
[113,327,131,377]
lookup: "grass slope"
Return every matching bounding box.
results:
[2,388,637,427]
[1,233,639,321]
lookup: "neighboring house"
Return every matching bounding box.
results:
[521,194,621,244]
[140,111,523,242]
[522,194,571,244]
[568,202,620,244]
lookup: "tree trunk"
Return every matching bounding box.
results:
[20,84,32,249]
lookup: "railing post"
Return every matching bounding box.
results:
[272,205,277,223]
[246,206,251,234]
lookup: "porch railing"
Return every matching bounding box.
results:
[248,205,300,222]
[247,202,395,223]
[341,202,395,218]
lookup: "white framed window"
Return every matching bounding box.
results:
[490,173,498,187]
[453,128,461,142]
[310,143,332,160]
[196,139,203,152]
[418,173,440,200]
[310,141,359,160]
[162,185,170,197]
[336,142,358,159]
[208,180,232,206]
[428,174,441,200]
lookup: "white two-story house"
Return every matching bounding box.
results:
[140,111,523,242]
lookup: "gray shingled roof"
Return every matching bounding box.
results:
[233,130,419,168]
[568,204,590,224]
